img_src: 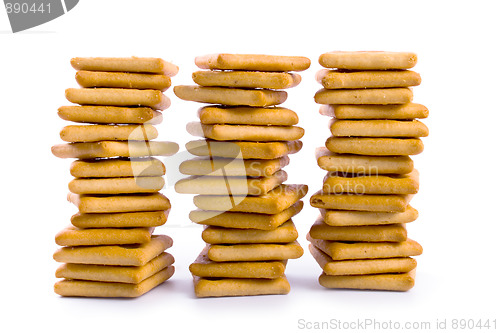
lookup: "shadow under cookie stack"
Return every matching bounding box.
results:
[174,53,311,297]
[309,51,427,291]
[51,57,179,298]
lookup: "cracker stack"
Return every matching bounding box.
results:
[51,57,179,297]
[309,51,427,291]
[174,53,311,297]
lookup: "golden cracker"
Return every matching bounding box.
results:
[198,106,298,126]
[207,241,303,262]
[70,157,165,178]
[195,53,310,71]
[316,69,421,89]
[66,88,170,110]
[318,270,415,291]
[68,176,165,194]
[55,225,154,246]
[193,275,290,298]
[75,71,171,91]
[320,103,429,120]
[329,119,429,138]
[319,51,417,70]
[192,70,301,89]
[70,57,178,76]
[320,205,418,226]
[58,106,163,125]
[60,124,158,143]
[325,137,424,156]
[315,88,413,105]
[71,211,169,229]
[68,192,171,213]
[174,85,287,107]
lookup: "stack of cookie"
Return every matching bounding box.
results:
[174,53,310,297]
[309,51,427,291]
[51,57,179,298]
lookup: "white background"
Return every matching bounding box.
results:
[1,1,499,332]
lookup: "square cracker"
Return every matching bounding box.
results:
[60,124,158,143]
[207,241,303,262]
[70,57,179,76]
[318,270,415,291]
[193,70,301,89]
[70,157,165,178]
[310,190,413,212]
[66,88,170,110]
[309,244,416,276]
[316,69,421,89]
[56,252,174,283]
[318,270,416,291]
[186,140,302,159]
[189,247,286,278]
[325,137,424,156]
[329,119,429,138]
[53,234,173,266]
[198,106,298,126]
[58,106,163,125]
[307,234,423,260]
[318,51,417,70]
[55,225,154,246]
[195,53,310,72]
[51,141,179,159]
[179,156,289,177]
[174,85,287,107]
[54,235,173,266]
[193,184,308,214]
[68,192,171,213]
[322,169,419,195]
[320,103,429,120]
[76,71,171,91]
[309,218,407,242]
[315,88,413,105]
[190,201,303,230]
[193,275,290,298]
[316,147,414,174]
[68,176,165,195]
[71,211,169,229]
[202,220,299,244]
[320,205,418,226]
[175,170,287,196]
[54,265,174,297]
[187,122,304,142]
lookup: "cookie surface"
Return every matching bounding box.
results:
[193,70,301,89]
[309,219,407,242]
[320,205,418,226]
[52,141,179,159]
[320,103,429,120]
[54,266,174,297]
[179,156,289,177]
[71,211,169,228]
[325,137,424,156]
[202,220,299,244]
[70,57,179,76]
[193,275,290,298]
[189,248,286,278]
[66,88,170,110]
[175,170,287,196]
[322,169,419,195]
[316,69,421,89]
[316,147,414,174]
[329,119,429,138]
[318,270,415,291]
[309,244,417,275]
[190,201,303,230]
[68,192,171,213]
[76,71,171,91]
[198,106,298,126]
[70,157,165,178]
[195,53,311,71]
[193,184,308,214]
[60,124,158,143]
[187,122,304,142]
[186,140,302,159]
[56,252,174,283]
[53,234,173,266]
[207,241,303,262]
[55,225,154,246]
[174,85,287,106]
[315,88,413,105]
[68,176,165,194]
[310,191,412,212]
[58,106,163,125]
[318,51,417,70]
